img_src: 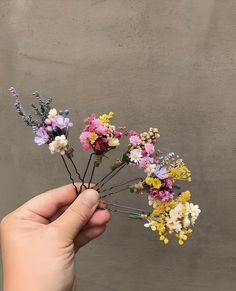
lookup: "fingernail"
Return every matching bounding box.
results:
[79,189,99,208]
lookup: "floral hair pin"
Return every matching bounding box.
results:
[9,87,201,246]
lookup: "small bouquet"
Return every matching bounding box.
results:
[9,87,201,246]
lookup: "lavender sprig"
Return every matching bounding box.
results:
[32,91,53,121]
[9,87,41,127]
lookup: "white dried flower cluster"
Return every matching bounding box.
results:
[165,202,201,232]
[108,137,120,147]
[49,135,68,155]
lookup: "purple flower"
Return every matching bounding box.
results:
[52,115,73,130]
[164,178,173,189]
[155,164,168,180]
[34,127,49,145]
[149,187,173,202]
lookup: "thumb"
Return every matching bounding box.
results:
[53,189,100,240]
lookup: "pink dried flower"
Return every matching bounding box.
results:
[83,143,91,151]
[84,113,96,124]
[80,132,90,143]
[149,188,173,202]
[96,125,106,135]
[145,143,155,155]
[114,131,122,138]
[124,130,139,136]
[129,135,141,146]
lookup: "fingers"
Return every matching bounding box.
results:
[83,209,111,229]
[19,183,83,220]
[75,225,107,250]
[52,189,100,239]
[74,210,111,251]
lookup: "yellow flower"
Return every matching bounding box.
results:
[186,229,192,235]
[152,178,162,189]
[178,190,191,203]
[145,177,154,186]
[160,235,165,241]
[168,161,191,181]
[164,238,169,244]
[88,132,98,144]
[99,112,114,124]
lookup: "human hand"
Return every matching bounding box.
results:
[0,184,111,291]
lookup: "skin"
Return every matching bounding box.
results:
[0,183,111,291]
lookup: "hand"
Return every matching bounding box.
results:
[0,184,111,291]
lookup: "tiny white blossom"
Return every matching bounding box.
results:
[144,222,151,228]
[49,135,68,155]
[144,164,156,176]
[48,108,58,119]
[148,195,158,208]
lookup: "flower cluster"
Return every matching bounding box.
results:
[128,149,200,245]
[126,128,160,168]
[34,108,73,155]
[80,112,122,155]
[131,153,191,206]
[144,191,201,245]
[9,88,73,156]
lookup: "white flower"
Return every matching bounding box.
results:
[144,220,156,231]
[48,108,58,119]
[148,196,159,208]
[144,164,156,176]
[174,203,183,212]
[187,203,201,224]
[129,149,142,164]
[183,217,191,228]
[108,137,120,147]
[144,222,152,228]
[169,208,181,220]
[49,135,68,155]
[166,216,182,232]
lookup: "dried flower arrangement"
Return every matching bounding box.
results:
[9,87,201,246]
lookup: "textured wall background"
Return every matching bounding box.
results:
[1,1,236,290]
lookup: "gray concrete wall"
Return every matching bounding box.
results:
[0,1,236,290]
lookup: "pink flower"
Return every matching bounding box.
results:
[80,132,90,143]
[145,143,155,155]
[124,130,139,136]
[84,113,96,124]
[83,143,91,151]
[139,157,149,169]
[129,135,141,146]
[114,131,122,138]
[139,157,154,169]
[87,124,96,132]
[94,141,101,151]
[96,125,106,135]
[92,118,102,127]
